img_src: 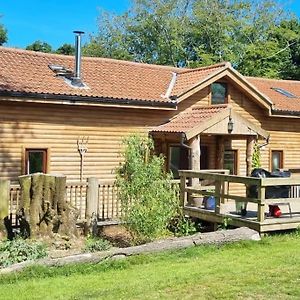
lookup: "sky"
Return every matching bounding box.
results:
[1,0,129,49]
[0,0,299,50]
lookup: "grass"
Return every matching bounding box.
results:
[0,233,300,299]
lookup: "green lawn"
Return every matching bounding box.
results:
[1,233,300,300]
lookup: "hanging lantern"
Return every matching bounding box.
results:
[227,116,234,134]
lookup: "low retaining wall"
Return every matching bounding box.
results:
[0,227,260,274]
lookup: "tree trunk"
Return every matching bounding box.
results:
[16,174,79,239]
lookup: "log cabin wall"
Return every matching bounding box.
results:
[1,79,300,184]
[0,100,172,183]
[229,84,300,173]
[173,80,300,196]
[175,79,300,176]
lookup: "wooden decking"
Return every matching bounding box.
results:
[180,170,300,233]
[184,201,300,233]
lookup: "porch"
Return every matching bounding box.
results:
[151,106,269,180]
[180,170,300,233]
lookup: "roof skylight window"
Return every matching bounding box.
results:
[271,87,297,98]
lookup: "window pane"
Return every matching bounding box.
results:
[272,151,282,171]
[224,150,236,175]
[27,150,46,174]
[211,83,227,104]
[169,146,181,178]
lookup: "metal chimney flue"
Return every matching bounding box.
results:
[72,30,85,86]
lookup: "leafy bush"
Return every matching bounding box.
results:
[168,215,198,237]
[84,237,111,253]
[116,134,179,244]
[0,238,47,268]
[252,141,261,169]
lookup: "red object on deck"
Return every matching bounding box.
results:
[269,205,282,218]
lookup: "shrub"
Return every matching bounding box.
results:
[252,141,261,169]
[116,134,179,244]
[84,237,111,253]
[0,238,47,268]
[168,215,198,237]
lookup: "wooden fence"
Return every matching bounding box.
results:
[180,170,300,230]
[8,178,121,226]
[7,177,181,227]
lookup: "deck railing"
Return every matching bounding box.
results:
[8,179,121,224]
[8,177,181,225]
[179,170,300,223]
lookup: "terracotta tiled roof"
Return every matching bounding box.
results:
[171,62,228,97]
[247,77,300,112]
[152,105,228,133]
[1,46,300,113]
[0,47,230,106]
[0,47,178,104]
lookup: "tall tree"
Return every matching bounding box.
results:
[0,16,7,45]
[83,0,192,66]
[85,0,299,79]
[275,18,300,80]
[26,41,52,53]
[56,43,75,55]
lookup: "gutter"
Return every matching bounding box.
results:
[271,109,300,118]
[0,91,177,109]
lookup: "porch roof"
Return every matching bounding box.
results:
[151,105,269,140]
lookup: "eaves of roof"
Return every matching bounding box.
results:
[0,90,177,110]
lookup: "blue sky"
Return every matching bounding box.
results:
[1,0,299,49]
[1,0,129,49]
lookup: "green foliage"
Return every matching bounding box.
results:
[1,234,300,299]
[56,43,75,55]
[252,141,261,169]
[218,217,232,230]
[26,40,53,53]
[83,236,111,253]
[0,23,7,45]
[116,134,179,244]
[85,0,300,79]
[0,238,47,268]
[168,215,198,237]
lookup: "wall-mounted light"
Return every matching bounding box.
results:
[227,115,234,134]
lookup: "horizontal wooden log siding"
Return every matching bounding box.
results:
[0,100,170,183]
[179,170,300,223]
[2,81,300,199]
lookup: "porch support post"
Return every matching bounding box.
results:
[0,179,10,233]
[85,177,99,236]
[246,136,256,176]
[216,136,224,169]
[161,137,168,171]
[188,135,201,187]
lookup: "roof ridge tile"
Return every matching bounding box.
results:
[0,46,181,72]
[176,62,229,75]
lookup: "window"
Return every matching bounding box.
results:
[223,150,237,175]
[271,150,283,171]
[169,146,189,179]
[211,83,227,105]
[25,149,48,174]
[271,87,297,98]
[200,146,209,170]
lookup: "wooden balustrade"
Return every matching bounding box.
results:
[6,179,122,226]
[179,170,300,223]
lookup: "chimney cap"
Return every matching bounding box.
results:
[73,30,85,35]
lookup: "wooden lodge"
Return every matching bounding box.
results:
[1,43,300,231]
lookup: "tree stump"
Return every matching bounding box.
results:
[17,173,79,239]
